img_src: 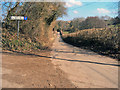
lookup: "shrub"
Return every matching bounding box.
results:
[62,27,120,60]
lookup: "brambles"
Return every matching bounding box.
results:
[62,27,120,60]
[2,27,47,52]
[2,2,66,51]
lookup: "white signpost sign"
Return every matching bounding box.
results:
[10,16,28,39]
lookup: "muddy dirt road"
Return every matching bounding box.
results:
[51,32,119,88]
[2,32,119,88]
[2,51,75,88]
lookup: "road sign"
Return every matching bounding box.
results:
[24,16,27,20]
[11,16,27,20]
[10,16,28,40]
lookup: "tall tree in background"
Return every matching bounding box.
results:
[70,17,85,31]
[2,1,67,48]
[81,16,106,29]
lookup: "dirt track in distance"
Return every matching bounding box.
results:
[2,32,119,88]
[51,32,118,88]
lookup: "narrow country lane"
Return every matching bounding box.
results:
[51,32,118,88]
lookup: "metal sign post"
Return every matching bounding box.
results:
[10,16,27,40]
[17,21,20,39]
